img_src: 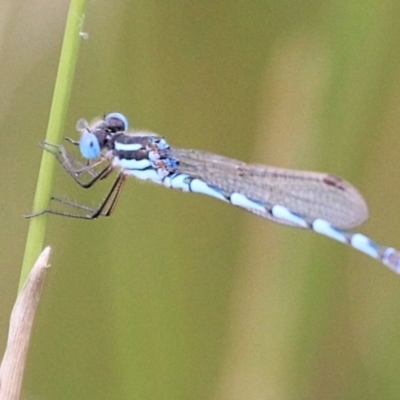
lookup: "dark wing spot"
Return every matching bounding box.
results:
[323,175,346,191]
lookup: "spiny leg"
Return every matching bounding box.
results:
[27,172,127,219]
[99,172,127,217]
[41,141,93,176]
[40,141,112,187]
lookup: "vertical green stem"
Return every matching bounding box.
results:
[19,0,88,290]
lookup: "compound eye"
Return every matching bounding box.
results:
[104,112,129,132]
[79,133,101,159]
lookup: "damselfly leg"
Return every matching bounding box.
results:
[41,172,127,219]
[40,140,113,187]
[26,140,125,219]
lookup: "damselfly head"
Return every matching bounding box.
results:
[76,113,130,160]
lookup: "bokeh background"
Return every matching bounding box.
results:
[1,1,400,399]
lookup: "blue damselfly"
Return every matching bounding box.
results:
[28,113,400,274]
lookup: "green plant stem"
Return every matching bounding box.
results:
[19,0,88,291]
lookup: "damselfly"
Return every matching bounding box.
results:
[29,112,400,274]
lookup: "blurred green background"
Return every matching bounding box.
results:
[1,1,400,399]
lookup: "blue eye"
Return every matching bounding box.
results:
[105,112,129,131]
[79,133,101,159]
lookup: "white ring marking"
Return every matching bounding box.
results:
[350,233,379,259]
[189,179,228,201]
[124,169,162,182]
[312,219,347,243]
[170,174,191,191]
[230,193,265,213]
[114,142,143,152]
[116,158,152,170]
[271,205,308,227]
